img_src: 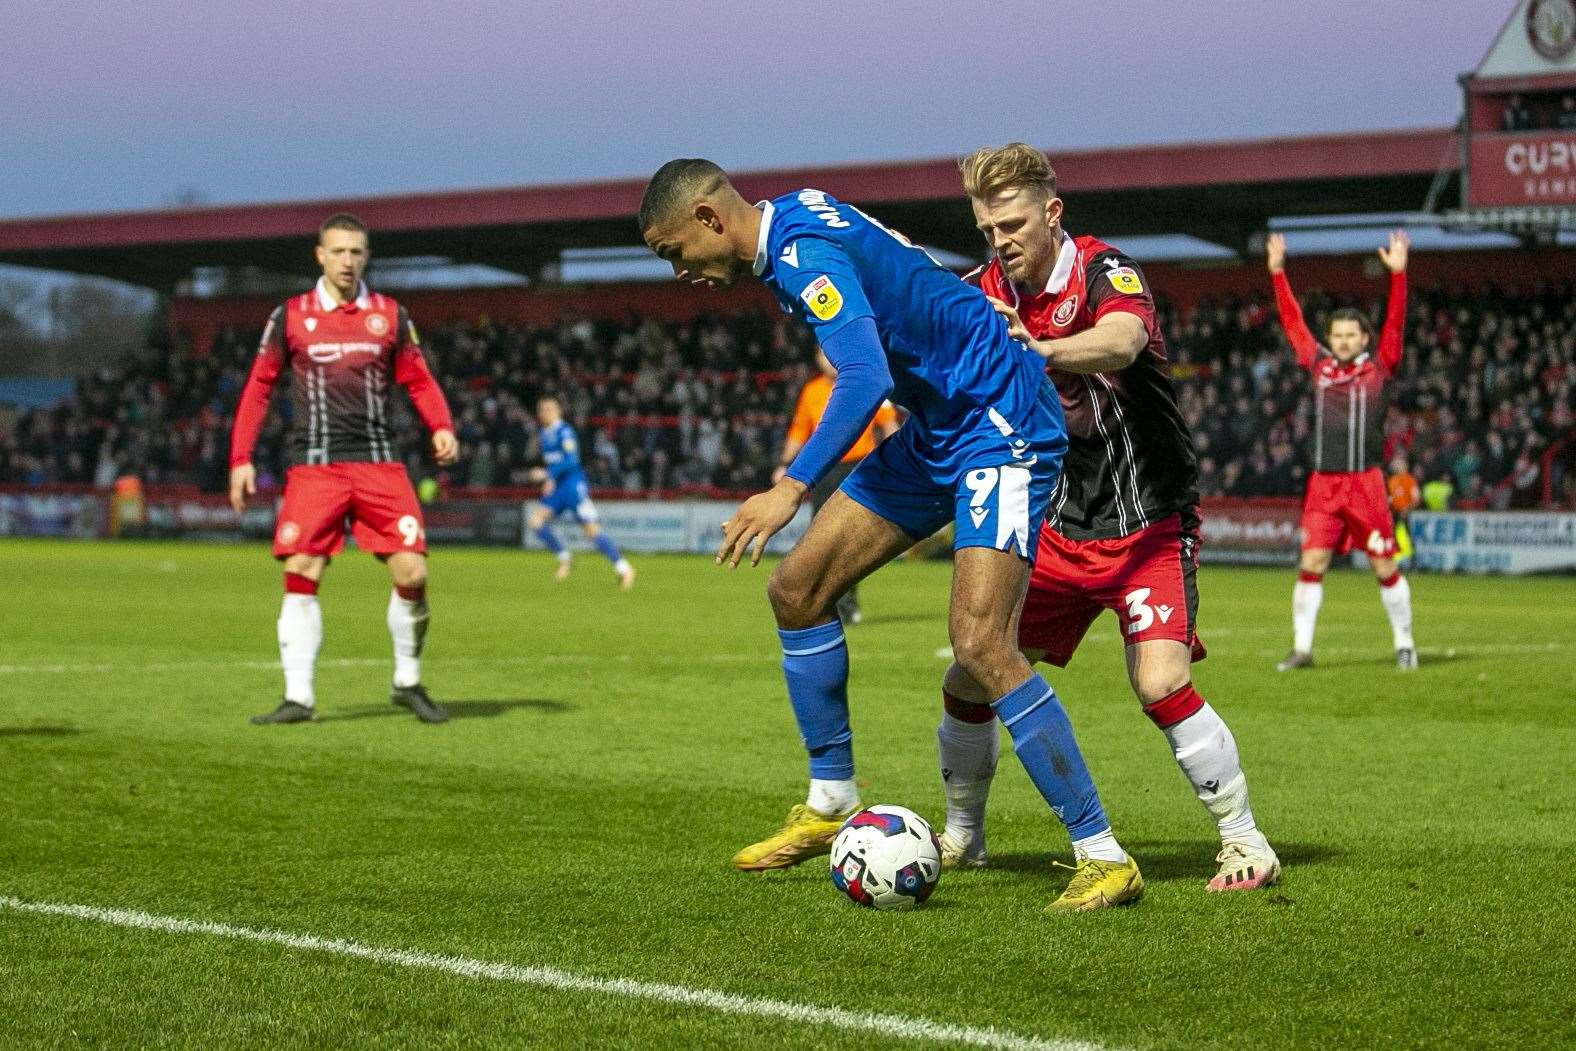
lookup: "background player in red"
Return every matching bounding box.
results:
[229,214,459,724]
[936,144,1278,891]
[1267,231,1417,672]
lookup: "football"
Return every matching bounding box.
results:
[828,805,942,910]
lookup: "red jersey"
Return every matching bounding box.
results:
[972,233,1198,541]
[229,280,453,468]
[1272,270,1406,474]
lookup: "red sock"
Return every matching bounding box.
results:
[1378,570,1401,589]
[395,583,426,603]
[943,690,994,724]
[1297,570,1323,584]
[1143,683,1205,729]
[284,572,318,596]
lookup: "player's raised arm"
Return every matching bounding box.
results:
[390,308,458,465]
[1375,230,1410,375]
[228,307,286,512]
[1266,233,1320,370]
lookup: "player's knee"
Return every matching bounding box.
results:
[942,662,991,706]
[766,563,823,629]
[1132,663,1191,707]
[948,621,1013,681]
[284,554,325,580]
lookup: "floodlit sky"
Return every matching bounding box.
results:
[0,0,1508,219]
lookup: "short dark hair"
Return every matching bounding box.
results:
[319,212,368,244]
[1326,307,1373,338]
[639,159,728,233]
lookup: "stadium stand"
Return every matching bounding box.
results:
[3,277,1572,510]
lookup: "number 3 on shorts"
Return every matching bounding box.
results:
[397,515,424,547]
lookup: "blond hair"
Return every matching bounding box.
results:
[959,143,1057,201]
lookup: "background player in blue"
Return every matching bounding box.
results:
[640,158,1143,912]
[526,396,636,590]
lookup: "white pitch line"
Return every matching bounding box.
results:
[0,896,1106,1051]
[0,651,928,676]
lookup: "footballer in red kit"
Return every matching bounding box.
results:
[935,143,1279,892]
[1267,231,1417,672]
[228,213,459,725]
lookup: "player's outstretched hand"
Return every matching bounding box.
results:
[1378,229,1410,274]
[1266,232,1287,274]
[986,297,1040,354]
[717,480,805,569]
[228,463,256,514]
[432,428,459,466]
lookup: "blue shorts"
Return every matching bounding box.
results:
[839,382,1065,562]
[542,477,598,523]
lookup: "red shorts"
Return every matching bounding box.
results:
[1018,512,1206,668]
[273,463,427,558]
[1300,469,1396,558]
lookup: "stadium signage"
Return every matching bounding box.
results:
[1468,132,1576,206]
[1411,512,1576,574]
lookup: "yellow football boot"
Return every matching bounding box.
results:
[731,804,854,872]
[1046,854,1144,913]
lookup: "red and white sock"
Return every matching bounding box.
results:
[1145,684,1263,845]
[387,584,429,689]
[937,691,998,841]
[1377,571,1414,650]
[1292,570,1323,655]
[278,573,322,707]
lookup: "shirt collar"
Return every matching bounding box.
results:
[315,277,372,312]
[1042,229,1077,295]
[752,200,775,277]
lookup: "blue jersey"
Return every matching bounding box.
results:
[753,189,1061,476]
[539,420,585,485]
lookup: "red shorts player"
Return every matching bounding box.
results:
[934,143,1278,893]
[228,213,458,724]
[1267,231,1417,672]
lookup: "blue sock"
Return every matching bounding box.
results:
[593,533,623,565]
[534,525,565,555]
[778,621,853,780]
[992,673,1110,840]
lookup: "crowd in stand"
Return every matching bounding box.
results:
[2,277,1573,510]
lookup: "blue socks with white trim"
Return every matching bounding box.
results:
[992,673,1117,853]
[534,524,565,556]
[778,621,854,788]
[593,533,623,566]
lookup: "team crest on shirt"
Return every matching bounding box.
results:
[304,317,318,332]
[1052,296,1080,327]
[1106,267,1144,295]
[801,276,844,321]
[365,313,390,336]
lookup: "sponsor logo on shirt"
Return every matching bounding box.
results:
[305,342,383,364]
[1106,266,1144,295]
[801,276,844,321]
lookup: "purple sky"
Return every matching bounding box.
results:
[1,0,1507,219]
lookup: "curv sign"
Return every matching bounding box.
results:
[1469,131,1576,206]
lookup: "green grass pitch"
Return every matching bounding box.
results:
[1,538,1572,1048]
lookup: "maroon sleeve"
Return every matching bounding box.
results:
[1376,271,1407,375]
[1086,251,1156,336]
[1271,270,1321,372]
[228,306,286,467]
[392,307,454,434]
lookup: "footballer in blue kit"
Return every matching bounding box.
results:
[526,396,636,589]
[640,159,1142,912]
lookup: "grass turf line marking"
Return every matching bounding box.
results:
[0,897,1108,1051]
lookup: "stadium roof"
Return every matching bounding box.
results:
[0,127,1459,290]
